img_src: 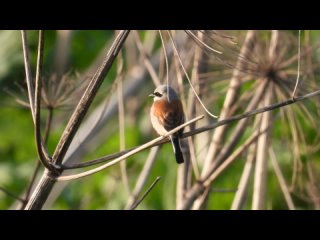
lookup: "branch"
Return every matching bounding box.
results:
[51,30,130,166]
[56,115,204,181]
[0,186,25,203]
[125,146,159,210]
[269,147,295,210]
[185,89,320,138]
[24,30,130,210]
[292,30,301,99]
[34,30,57,172]
[201,30,257,177]
[231,142,256,210]
[133,31,161,86]
[168,30,218,118]
[185,30,222,54]
[178,121,272,210]
[203,125,269,186]
[21,30,35,122]
[62,88,320,170]
[130,176,161,210]
[20,105,54,209]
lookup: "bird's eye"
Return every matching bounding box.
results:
[154,92,162,97]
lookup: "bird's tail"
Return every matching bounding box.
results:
[170,136,184,164]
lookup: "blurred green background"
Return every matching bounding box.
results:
[0,30,320,210]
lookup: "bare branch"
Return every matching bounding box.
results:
[158,30,169,87]
[125,146,160,209]
[185,30,222,54]
[231,142,256,210]
[203,125,271,186]
[117,52,130,195]
[34,30,57,172]
[56,115,204,181]
[167,30,218,118]
[179,120,272,210]
[252,85,273,210]
[62,88,320,171]
[133,31,161,86]
[184,88,320,138]
[20,106,54,209]
[24,30,131,210]
[269,147,296,210]
[201,30,257,177]
[130,176,161,210]
[21,30,35,122]
[0,186,25,203]
[292,30,301,99]
[52,30,130,166]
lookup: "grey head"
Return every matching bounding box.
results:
[149,84,179,102]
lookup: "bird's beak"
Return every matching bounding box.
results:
[149,93,155,98]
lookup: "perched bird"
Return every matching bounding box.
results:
[149,85,185,164]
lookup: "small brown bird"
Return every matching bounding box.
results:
[149,85,185,164]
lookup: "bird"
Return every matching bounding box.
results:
[149,85,185,164]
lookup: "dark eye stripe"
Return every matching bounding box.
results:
[154,92,162,97]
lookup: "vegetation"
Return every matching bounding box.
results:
[0,30,319,210]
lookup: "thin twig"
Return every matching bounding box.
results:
[200,79,268,187]
[34,30,57,172]
[185,30,204,180]
[252,85,273,210]
[20,106,54,209]
[158,30,169,88]
[269,147,295,210]
[167,30,218,118]
[117,52,130,195]
[133,31,161,86]
[62,88,320,170]
[231,142,256,210]
[51,30,130,166]
[201,30,257,177]
[184,88,320,138]
[21,30,35,122]
[203,124,271,185]
[130,176,161,210]
[0,186,26,203]
[292,30,301,99]
[185,30,222,54]
[56,115,204,181]
[178,123,271,210]
[125,146,160,209]
[24,30,131,210]
[173,33,198,209]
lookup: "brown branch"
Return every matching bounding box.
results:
[56,115,204,181]
[203,124,271,186]
[62,88,320,170]
[20,106,54,209]
[34,30,57,172]
[201,30,257,177]
[292,30,301,99]
[253,87,273,210]
[184,88,320,138]
[117,52,130,195]
[21,30,35,122]
[231,142,256,210]
[51,30,130,166]
[0,186,25,203]
[269,147,296,210]
[125,146,160,210]
[133,30,161,86]
[130,176,161,210]
[178,121,272,210]
[24,30,130,210]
